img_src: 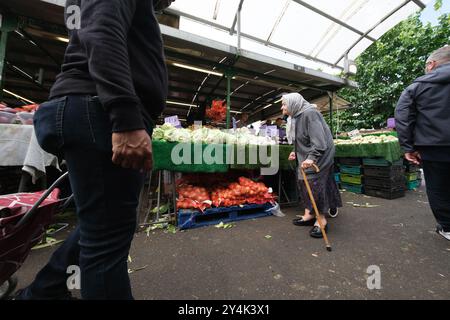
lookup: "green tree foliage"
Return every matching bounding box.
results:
[332,8,450,133]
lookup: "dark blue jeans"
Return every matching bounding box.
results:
[21,95,146,299]
[422,160,450,232]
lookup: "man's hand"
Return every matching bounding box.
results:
[288,152,296,161]
[301,159,315,169]
[405,152,421,165]
[112,130,153,172]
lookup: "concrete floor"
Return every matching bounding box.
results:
[14,185,450,300]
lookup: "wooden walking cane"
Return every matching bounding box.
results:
[300,164,332,252]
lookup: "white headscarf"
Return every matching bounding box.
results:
[283,93,317,144]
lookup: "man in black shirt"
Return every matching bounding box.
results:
[17,0,172,299]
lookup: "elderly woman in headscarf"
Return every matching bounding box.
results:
[282,93,342,238]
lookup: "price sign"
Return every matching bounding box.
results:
[194,121,203,130]
[165,116,181,128]
[266,126,279,137]
[259,125,267,136]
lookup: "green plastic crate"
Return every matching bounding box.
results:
[363,158,403,167]
[339,165,362,175]
[405,172,418,182]
[341,183,363,194]
[340,174,363,185]
[406,180,421,190]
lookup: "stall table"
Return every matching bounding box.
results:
[0,124,60,192]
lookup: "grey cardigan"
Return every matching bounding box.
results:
[294,108,335,180]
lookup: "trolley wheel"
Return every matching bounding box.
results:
[328,207,339,218]
[0,276,18,300]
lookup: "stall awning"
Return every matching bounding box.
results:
[165,0,432,75]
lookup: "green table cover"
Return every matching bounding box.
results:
[152,140,228,173]
[334,140,403,163]
[153,139,403,173]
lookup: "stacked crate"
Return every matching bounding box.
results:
[338,158,364,194]
[363,158,405,199]
[404,161,422,190]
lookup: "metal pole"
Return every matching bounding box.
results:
[0,14,17,100]
[171,171,177,226]
[237,5,241,52]
[155,170,162,221]
[0,31,9,99]
[226,74,231,129]
[329,92,334,135]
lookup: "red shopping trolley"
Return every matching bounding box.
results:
[0,173,71,299]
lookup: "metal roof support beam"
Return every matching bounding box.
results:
[333,0,412,66]
[230,0,245,35]
[411,0,426,9]
[165,49,328,91]
[292,0,376,42]
[6,61,47,90]
[0,13,17,99]
[165,8,343,70]
[237,3,241,52]
[266,0,290,45]
[15,29,61,66]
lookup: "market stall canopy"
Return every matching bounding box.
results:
[311,94,352,113]
[165,0,432,74]
[0,0,430,123]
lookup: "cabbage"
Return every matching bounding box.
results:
[170,128,192,143]
[152,127,165,141]
[153,124,280,146]
[334,135,398,145]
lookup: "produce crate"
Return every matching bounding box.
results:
[363,158,403,167]
[363,165,404,178]
[337,157,362,166]
[339,165,362,175]
[340,174,363,185]
[364,186,405,200]
[404,162,421,173]
[341,183,363,194]
[334,173,340,183]
[405,172,420,182]
[177,203,274,230]
[365,176,405,190]
[406,180,421,190]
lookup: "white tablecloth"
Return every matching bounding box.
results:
[0,124,60,183]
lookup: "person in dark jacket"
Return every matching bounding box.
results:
[395,45,450,242]
[282,93,342,238]
[16,0,172,300]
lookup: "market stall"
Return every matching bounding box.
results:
[0,104,60,194]
[141,121,281,230]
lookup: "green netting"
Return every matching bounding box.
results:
[229,144,279,170]
[279,145,295,171]
[335,140,403,163]
[152,140,229,173]
[153,139,403,173]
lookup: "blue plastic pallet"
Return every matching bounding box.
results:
[177,203,274,230]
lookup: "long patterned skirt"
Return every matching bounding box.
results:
[297,165,342,214]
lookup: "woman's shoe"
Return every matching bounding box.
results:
[310,224,329,238]
[292,217,316,226]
